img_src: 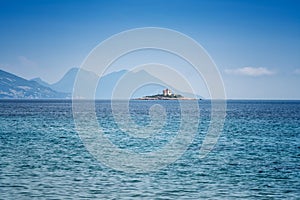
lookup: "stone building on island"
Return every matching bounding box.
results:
[163,88,172,96]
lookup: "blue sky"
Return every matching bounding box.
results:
[0,0,299,99]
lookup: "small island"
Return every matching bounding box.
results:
[136,88,197,100]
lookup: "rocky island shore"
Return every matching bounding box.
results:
[136,88,198,100]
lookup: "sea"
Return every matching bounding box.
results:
[0,100,299,199]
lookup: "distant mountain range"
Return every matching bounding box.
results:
[0,69,69,99]
[0,68,201,99]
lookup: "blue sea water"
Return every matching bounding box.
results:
[0,100,299,199]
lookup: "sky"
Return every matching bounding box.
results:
[0,0,299,99]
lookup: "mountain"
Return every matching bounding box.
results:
[96,70,128,99]
[30,67,202,99]
[42,68,187,99]
[103,69,167,99]
[51,68,99,93]
[101,69,202,99]
[0,67,201,99]
[31,77,51,88]
[32,68,128,99]
[0,70,69,99]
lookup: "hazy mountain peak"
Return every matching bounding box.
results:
[31,77,51,87]
[51,68,97,93]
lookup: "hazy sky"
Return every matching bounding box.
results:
[0,0,299,99]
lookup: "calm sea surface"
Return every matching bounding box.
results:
[0,100,299,199]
